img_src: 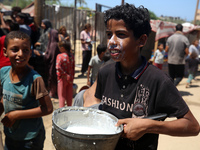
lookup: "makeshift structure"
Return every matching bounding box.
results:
[141,20,200,61]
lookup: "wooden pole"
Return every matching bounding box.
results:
[94,3,98,56]
[194,0,199,25]
[34,0,44,27]
[121,0,124,5]
[154,40,158,52]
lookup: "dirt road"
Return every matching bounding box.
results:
[1,67,200,150]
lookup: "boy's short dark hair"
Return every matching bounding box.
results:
[97,44,107,55]
[104,3,151,39]
[4,31,31,49]
[176,24,183,31]
[16,12,27,19]
[58,40,71,52]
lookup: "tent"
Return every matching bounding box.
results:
[150,20,200,42]
[22,2,34,17]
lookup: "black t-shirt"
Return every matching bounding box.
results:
[95,61,189,150]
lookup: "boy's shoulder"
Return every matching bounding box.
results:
[0,65,11,71]
[0,66,11,76]
[99,61,116,74]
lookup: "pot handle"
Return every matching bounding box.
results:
[143,113,167,120]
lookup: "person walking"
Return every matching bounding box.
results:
[79,23,92,77]
[165,24,190,86]
[185,51,199,88]
[189,39,199,59]
[185,39,200,88]
[56,41,75,107]
[87,44,107,86]
[153,42,165,70]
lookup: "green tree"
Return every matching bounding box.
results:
[1,0,12,5]
[45,0,61,5]
[9,0,33,9]
[149,10,159,20]
[77,0,87,7]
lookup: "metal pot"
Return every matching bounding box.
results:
[52,106,123,150]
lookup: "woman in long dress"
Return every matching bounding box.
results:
[44,29,60,98]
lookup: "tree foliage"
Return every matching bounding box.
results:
[149,10,159,20]
[45,0,61,5]
[194,20,200,25]
[77,0,87,7]
[1,0,33,9]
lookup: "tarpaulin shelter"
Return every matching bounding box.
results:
[141,20,200,61]
[22,2,34,17]
[151,20,200,42]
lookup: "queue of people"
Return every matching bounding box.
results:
[0,7,75,149]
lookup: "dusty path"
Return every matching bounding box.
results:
[1,67,200,150]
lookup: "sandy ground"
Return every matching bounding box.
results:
[1,66,200,150]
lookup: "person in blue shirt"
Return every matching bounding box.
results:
[0,31,53,150]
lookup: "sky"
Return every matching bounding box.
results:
[60,0,199,22]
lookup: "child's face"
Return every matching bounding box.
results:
[41,22,46,29]
[106,19,146,65]
[15,16,23,24]
[158,44,164,51]
[59,46,66,53]
[61,28,66,35]
[3,38,31,69]
[194,40,199,47]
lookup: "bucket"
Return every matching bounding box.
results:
[52,106,123,150]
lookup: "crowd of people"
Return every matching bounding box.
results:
[152,24,200,88]
[0,7,75,106]
[0,3,200,150]
[0,5,111,149]
[0,6,77,150]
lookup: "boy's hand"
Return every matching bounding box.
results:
[116,118,150,141]
[1,111,17,127]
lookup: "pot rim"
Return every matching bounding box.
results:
[52,106,123,138]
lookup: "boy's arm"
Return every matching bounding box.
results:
[116,109,200,141]
[165,45,169,53]
[1,95,53,128]
[87,66,92,86]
